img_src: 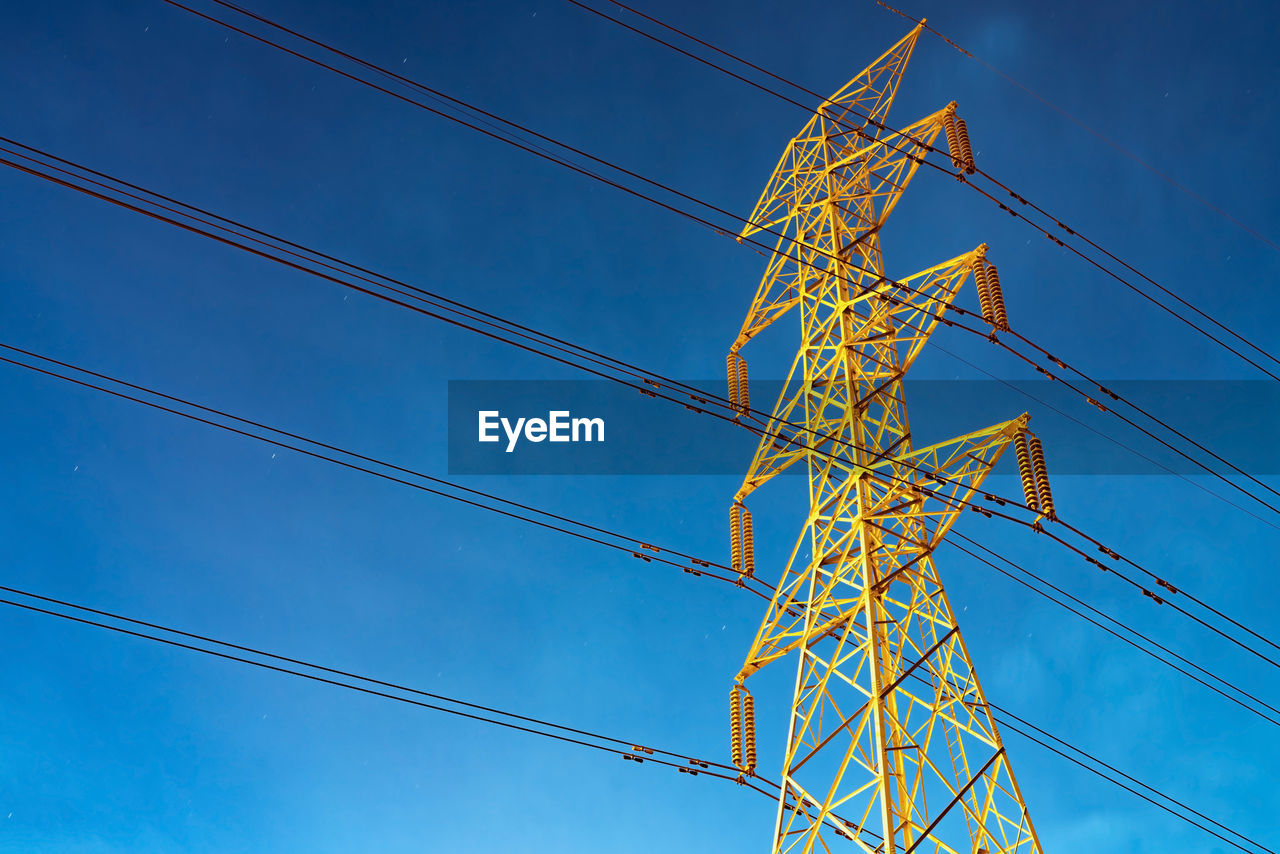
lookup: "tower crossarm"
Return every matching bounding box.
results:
[729,115,949,352]
[869,413,1030,551]
[732,248,990,505]
[730,24,940,352]
[739,23,925,246]
[735,413,1028,681]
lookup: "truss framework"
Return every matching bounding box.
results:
[729,24,1044,854]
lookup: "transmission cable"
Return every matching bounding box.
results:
[0,582,881,843]
[0,341,772,599]
[553,0,1280,517]
[12,336,1280,745]
[6,134,1279,679]
[153,3,1280,548]
[944,534,1280,729]
[572,0,1280,381]
[34,0,1280,532]
[5,344,1272,848]
[875,0,1280,255]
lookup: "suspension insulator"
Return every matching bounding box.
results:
[971,259,996,325]
[736,356,750,414]
[730,686,744,770]
[985,262,1010,331]
[954,116,976,174]
[740,505,755,577]
[742,691,757,773]
[942,111,964,171]
[726,353,740,411]
[1015,433,1039,513]
[729,504,743,573]
[1029,436,1055,518]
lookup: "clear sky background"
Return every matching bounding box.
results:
[1,0,1278,851]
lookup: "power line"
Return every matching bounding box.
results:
[0,581,732,768]
[26,0,1280,540]
[1,534,1269,852]
[945,534,1280,729]
[8,572,1269,853]
[5,341,1272,848]
[12,332,1280,741]
[6,132,1279,687]
[0,341,771,599]
[896,670,1276,854]
[573,0,1280,382]
[2,6,1269,845]
[995,716,1272,854]
[0,141,1045,548]
[0,582,881,844]
[554,0,1280,520]
[14,329,1280,737]
[922,341,1280,533]
[874,0,1280,256]
[0,590,746,773]
[5,3,1276,673]
[149,3,1280,582]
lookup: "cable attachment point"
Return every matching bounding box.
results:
[985,261,1010,331]
[730,501,755,577]
[730,683,757,775]
[730,685,743,769]
[1028,435,1056,519]
[942,105,976,174]
[729,503,742,573]
[726,353,750,416]
[970,249,1009,331]
[1014,432,1039,514]
[726,352,741,416]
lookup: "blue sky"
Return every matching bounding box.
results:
[1,0,1278,851]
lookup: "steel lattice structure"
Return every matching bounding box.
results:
[725,24,1046,854]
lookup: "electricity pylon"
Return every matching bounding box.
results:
[724,24,1049,854]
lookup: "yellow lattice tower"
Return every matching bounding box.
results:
[724,24,1047,854]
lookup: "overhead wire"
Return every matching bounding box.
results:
[10,335,1280,739]
[130,0,1280,537]
[897,665,1276,854]
[576,0,1280,381]
[994,715,1271,854]
[559,0,1280,517]
[873,0,1280,256]
[0,341,770,599]
[0,582,731,769]
[2,4,1272,845]
[0,582,884,844]
[918,339,1280,533]
[3,1,1277,695]
[4,340,1271,850]
[944,533,1280,729]
[5,129,1279,685]
[149,2,1280,593]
